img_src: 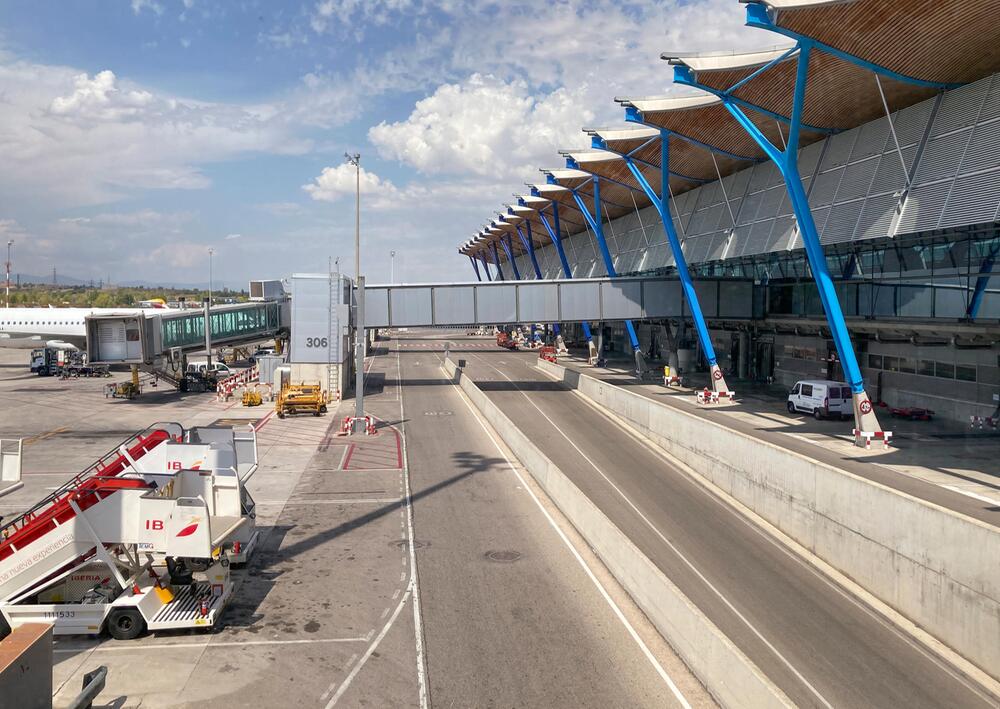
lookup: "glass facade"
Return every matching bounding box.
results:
[161,303,279,349]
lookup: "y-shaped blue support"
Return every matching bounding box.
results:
[479,252,493,282]
[967,242,998,320]
[515,222,543,279]
[500,234,522,280]
[489,241,506,281]
[570,177,642,365]
[469,255,482,281]
[620,132,731,395]
[676,41,885,437]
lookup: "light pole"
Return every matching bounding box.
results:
[208,247,215,305]
[205,247,215,369]
[345,152,364,431]
[390,250,396,284]
[5,240,12,308]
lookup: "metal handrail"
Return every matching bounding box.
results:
[66,665,108,709]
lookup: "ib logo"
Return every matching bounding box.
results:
[167,460,204,471]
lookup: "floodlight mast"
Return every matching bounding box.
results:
[345,152,365,432]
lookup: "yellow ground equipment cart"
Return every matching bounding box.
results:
[242,389,263,407]
[275,383,328,418]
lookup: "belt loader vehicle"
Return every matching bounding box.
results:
[0,422,260,640]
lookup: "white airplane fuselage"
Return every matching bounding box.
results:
[0,307,161,349]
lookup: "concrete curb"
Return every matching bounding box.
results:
[443,355,793,709]
[537,357,1000,682]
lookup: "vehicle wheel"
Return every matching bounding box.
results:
[277,411,285,419]
[107,608,146,641]
[786,401,796,413]
[320,405,327,414]
[813,408,824,420]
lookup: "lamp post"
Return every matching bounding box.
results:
[345,152,364,431]
[206,246,214,369]
[208,247,215,305]
[390,250,396,284]
[5,240,12,308]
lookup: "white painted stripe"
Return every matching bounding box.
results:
[942,485,1000,506]
[54,636,368,654]
[255,498,401,505]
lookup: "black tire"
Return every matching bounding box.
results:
[107,608,146,641]
[786,401,796,413]
[813,408,824,420]
[0,613,11,641]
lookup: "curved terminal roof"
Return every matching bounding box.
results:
[460,0,1000,262]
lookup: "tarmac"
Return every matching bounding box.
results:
[0,341,711,708]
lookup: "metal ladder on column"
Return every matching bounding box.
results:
[327,271,340,399]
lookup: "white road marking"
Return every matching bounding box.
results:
[474,352,834,709]
[54,637,369,654]
[447,355,693,709]
[942,485,1000,505]
[254,499,402,505]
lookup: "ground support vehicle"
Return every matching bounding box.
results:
[538,346,557,364]
[889,406,934,421]
[0,422,259,639]
[787,380,852,420]
[275,383,328,418]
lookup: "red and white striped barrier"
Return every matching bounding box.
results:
[217,365,259,401]
[336,415,377,436]
[663,375,682,388]
[853,429,893,449]
[970,415,998,430]
[696,387,736,405]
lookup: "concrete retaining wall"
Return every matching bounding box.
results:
[538,358,1000,681]
[443,356,792,708]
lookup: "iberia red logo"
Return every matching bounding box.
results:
[190,460,203,470]
[176,523,199,537]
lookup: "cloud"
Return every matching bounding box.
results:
[369,73,593,179]
[0,60,312,206]
[303,163,398,202]
[225,233,242,240]
[130,0,164,16]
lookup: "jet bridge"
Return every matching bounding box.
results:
[363,275,755,328]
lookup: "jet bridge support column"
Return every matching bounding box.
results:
[516,223,551,346]
[676,41,886,444]
[568,177,645,374]
[533,199,595,360]
[620,134,733,400]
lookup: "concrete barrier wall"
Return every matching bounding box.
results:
[443,356,792,708]
[538,358,1000,680]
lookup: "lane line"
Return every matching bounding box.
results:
[471,351,834,709]
[442,352,692,709]
[54,636,369,654]
[396,339,429,708]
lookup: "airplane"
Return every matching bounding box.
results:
[0,302,172,350]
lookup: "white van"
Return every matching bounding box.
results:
[787,380,852,420]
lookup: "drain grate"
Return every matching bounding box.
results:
[484,550,522,563]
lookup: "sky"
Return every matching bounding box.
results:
[0,0,763,289]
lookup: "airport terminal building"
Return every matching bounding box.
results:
[460,2,1000,424]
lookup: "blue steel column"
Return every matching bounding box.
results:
[570,176,643,370]
[676,41,884,439]
[479,252,493,281]
[967,241,998,320]
[532,199,595,350]
[500,234,522,279]
[621,133,732,395]
[515,222,543,279]
[469,255,482,281]
[489,241,506,281]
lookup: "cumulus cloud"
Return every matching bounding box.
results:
[303,163,399,202]
[369,74,593,178]
[225,233,242,240]
[0,60,311,206]
[130,0,164,16]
